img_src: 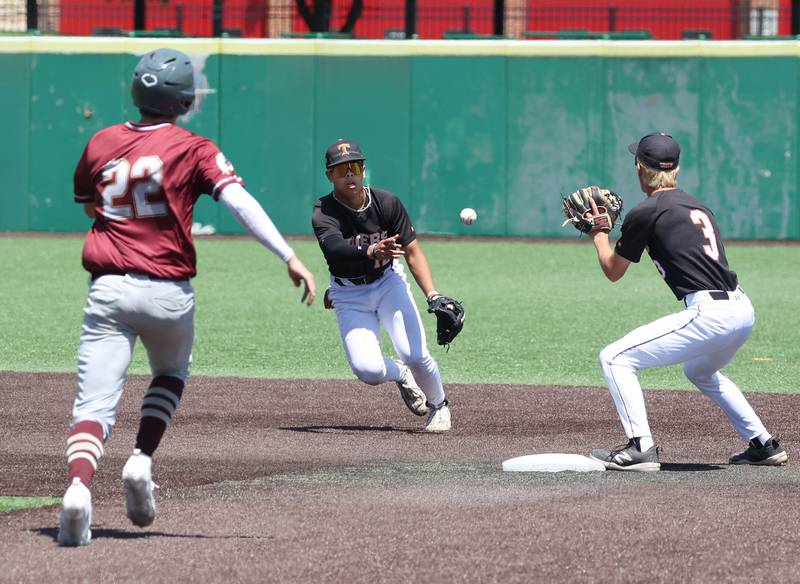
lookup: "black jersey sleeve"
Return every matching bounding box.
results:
[312,201,370,260]
[614,203,655,263]
[318,232,370,259]
[382,191,417,246]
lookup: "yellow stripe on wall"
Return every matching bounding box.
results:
[1,36,799,57]
[0,36,220,54]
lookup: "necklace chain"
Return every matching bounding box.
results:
[334,187,371,213]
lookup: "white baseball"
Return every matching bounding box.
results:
[459,207,477,225]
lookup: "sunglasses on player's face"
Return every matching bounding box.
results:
[329,161,364,178]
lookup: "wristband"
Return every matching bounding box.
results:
[426,290,440,301]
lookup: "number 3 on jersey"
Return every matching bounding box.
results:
[690,209,720,261]
[100,156,167,220]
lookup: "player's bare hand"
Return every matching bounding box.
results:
[287,255,316,306]
[587,196,611,237]
[370,234,405,261]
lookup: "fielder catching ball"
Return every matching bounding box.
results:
[566,132,787,471]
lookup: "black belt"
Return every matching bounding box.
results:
[91,270,127,281]
[683,289,736,306]
[334,267,390,286]
[708,291,731,300]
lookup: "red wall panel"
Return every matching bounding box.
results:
[59,0,792,39]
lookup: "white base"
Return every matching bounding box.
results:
[502,453,606,473]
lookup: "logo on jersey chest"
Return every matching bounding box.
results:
[347,231,388,248]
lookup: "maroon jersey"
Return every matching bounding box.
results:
[74,122,243,279]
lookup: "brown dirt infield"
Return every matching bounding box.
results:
[1,371,799,583]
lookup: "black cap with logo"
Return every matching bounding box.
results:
[628,132,680,170]
[325,139,366,168]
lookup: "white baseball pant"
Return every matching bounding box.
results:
[329,262,445,406]
[599,288,768,442]
[72,274,195,437]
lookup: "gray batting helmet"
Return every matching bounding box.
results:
[131,48,195,116]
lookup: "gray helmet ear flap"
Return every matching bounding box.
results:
[131,48,195,116]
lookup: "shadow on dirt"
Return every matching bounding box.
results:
[660,463,725,472]
[280,425,419,434]
[33,527,271,542]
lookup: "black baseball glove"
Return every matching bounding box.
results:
[562,186,624,234]
[427,295,465,347]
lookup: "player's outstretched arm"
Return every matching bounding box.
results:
[220,183,315,305]
[403,240,437,298]
[286,255,316,305]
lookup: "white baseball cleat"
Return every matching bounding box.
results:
[122,449,157,527]
[394,360,430,416]
[58,477,92,546]
[424,400,452,433]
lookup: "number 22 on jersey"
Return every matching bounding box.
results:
[689,209,720,261]
[100,156,167,220]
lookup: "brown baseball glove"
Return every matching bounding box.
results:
[562,186,624,233]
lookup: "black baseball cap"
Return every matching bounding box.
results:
[325,139,366,168]
[628,132,680,170]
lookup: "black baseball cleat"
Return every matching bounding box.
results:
[590,439,661,472]
[729,436,788,466]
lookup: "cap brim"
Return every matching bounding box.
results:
[627,142,638,155]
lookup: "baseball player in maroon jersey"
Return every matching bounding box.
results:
[587,132,787,471]
[57,48,316,546]
[312,139,451,432]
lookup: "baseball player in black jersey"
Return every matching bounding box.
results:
[587,132,787,471]
[312,139,451,432]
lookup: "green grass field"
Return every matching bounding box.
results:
[0,496,60,513]
[1,235,798,391]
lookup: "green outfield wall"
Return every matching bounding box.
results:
[1,38,798,239]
